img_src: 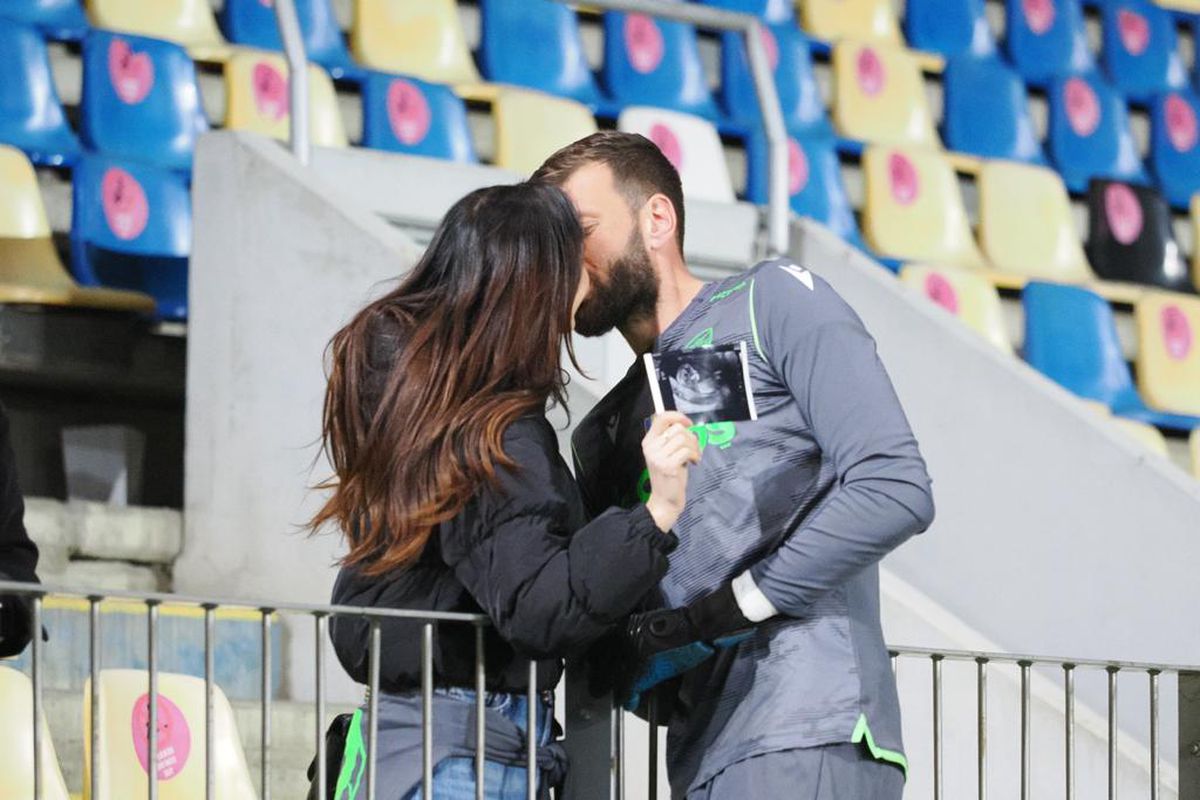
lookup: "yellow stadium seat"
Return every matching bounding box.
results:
[88,0,231,62]
[351,0,481,88]
[1111,416,1171,457]
[0,667,70,800]
[801,0,903,46]
[832,40,939,149]
[493,88,598,176]
[899,264,1012,353]
[1134,290,1200,416]
[863,146,985,270]
[84,669,256,800]
[0,146,155,312]
[224,51,348,149]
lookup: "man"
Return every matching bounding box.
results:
[0,401,39,657]
[532,132,935,799]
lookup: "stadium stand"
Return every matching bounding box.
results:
[1002,0,1095,88]
[1098,0,1188,104]
[698,0,794,24]
[0,21,82,167]
[218,0,362,81]
[86,0,232,62]
[1046,72,1149,193]
[1084,179,1194,293]
[1149,89,1200,210]
[350,0,482,89]
[1134,290,1200,416]
[832,39,940,149]
[0,0,87,42]
[800,0,904,47]
[941,55,1046,164]
[0,666,70,800]
[904,0,996,59]
[493,88,598,177]
[898,264,1013,353]
[720,23,831,135]
[223,50,348,148]
[618,106,735,203]
[360,72,477,162]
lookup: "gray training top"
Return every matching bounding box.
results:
[571,259,936,796]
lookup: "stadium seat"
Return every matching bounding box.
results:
[1003,0,1095,87]
[1149,90,1200,209]
[1134,291,1200,416]
[904,0,997,58]
[0,22,82,167]
[0,667,70,800]
[697,0,794,24]
[1111,415,1171,456]
[0,0,88,41]
[899,264,1013,353]
[832,40,940,149]
[80,31,208,173]
[479,0,606,109]
[602,12,721,122]
[360,73,476,162]
[223,51,348,149]
[218,0,363,81]
[721,24,831,136]
[70,156,192,320]
[618,106,735,203]
[800,0,903,46]
[1084,180,1193,293]
[84,669,257,799]
[1047,73,1149,193]
[1022,280,1200,431]
[0,145,154,312]
[493,89,597,177]
[1194,196,1200,292]
[941,55,1045,164]
[861,145,986,268]
[1099,0,1187,104]
[87,0,231,62]
[350,0,481,88]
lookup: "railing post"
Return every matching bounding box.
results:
[271,0,310,165]
[562,660,618,800]
[1180,671,1200,799]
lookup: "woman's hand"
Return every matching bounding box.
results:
[642,412,702,532]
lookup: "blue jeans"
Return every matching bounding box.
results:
[403,687,552,800]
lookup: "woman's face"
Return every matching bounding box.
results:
[571,266,592,330]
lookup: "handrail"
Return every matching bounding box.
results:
[272,0,311,165]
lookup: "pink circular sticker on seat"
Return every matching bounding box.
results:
[888,152,919,206]
[648,123,683,171]
[1162,305,1193,360]
[1117,8,1150,56]
[924,273,959,314]
[625,14,664,74]
[1023,0,1056,35]
[856,47,885,97]
[101,167,149,241]
[131,693,192,781]
[259,0,273,6]
[760,27,779,72]
[787,138,809,195]
[386,79,431,145]
[1165,94,1198,153]
[252,61,289,121]
[108,39,155,105]
[1064,77,1100,137]
[1104,183,1143,245]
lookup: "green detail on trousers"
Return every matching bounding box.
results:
[709,280,748,304]
[851,713,908,776]
[748,278,764,360]
[637,422,737,501]
[684,327,714,349]
[334,709,367,799]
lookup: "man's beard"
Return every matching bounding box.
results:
[574,228,659,337]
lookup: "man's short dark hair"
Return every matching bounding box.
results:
[531,131,686,252]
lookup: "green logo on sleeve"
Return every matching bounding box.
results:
[637,421,737,502]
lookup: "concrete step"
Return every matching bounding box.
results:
[24,497,183,568]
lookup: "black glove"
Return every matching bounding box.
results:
[0,594,34,658]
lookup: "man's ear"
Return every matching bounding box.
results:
[642,193,678,252]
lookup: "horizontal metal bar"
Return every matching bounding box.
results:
[890,644,1198,674]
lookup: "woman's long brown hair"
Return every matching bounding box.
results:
[310,183,584,576]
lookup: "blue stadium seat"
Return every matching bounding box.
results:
[942,55,1045,164]
[602,12,721,123]
[1022,280,1200,432]
[70,156,191,320]
[0,0,87,41]
[720,23,831,136]
[0,22,81,167]
[219,0,362,81]
[696,0,794,24]
[80,30,208,173]
[904,0,997,59]
[1047,73,1148,193]
[1003,0,1095,87]
[1149,90,1200,209]
[478,0,607,109]
[360,72,477,162]
[1099,0,1187,104]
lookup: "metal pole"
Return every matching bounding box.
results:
[368,619,382,800]
[648,695,659,800]
[1019,660,1031,800]
[476,623,486,800]
[1149,670,1159,800]
[976,657,987,800]
[932,654,943,800]
[271,0,310,164]
[1108,666,1119,800]
[148,601,160,800]
[89,596,102,800]
[315,613,328,800]
[528,660,538,800]
[422,623,434,798]
[1065,664,1076,800]
[31,595,43,800]
[261,610,273,800]
[1179,671,1200,799]
[204,605,216,800]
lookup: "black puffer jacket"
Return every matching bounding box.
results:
[330,414,676,694]
[0,402,39,658]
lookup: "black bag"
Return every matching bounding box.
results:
[306,712,354,800]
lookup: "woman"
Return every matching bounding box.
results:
[310,182,700,799]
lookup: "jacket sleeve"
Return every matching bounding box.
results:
[0,402,39,657]
[738,264,935,620]
[444,420,676,659]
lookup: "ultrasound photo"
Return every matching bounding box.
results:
[643,342,758,424]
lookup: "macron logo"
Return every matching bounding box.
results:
[779,263,814,291]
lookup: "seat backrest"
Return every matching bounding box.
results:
[1003,0,1094,86]
[350,0,480,85]
[1084,179,1191,292]
[904,0,996,58]
[977,160,1095,283]
[1149,90,1200,209]
[361,72,476,162]
[602,12,719,120]
[0,0,88,41]
[832,40,939,148]
[1047,72,1147,193]
[224,51,348,148]
[0,144,52,241]
[80,30,207,172]
[0,667,70,800]
[697,0,794,24]
[219,0,356,79]
[900,264,1013,352]
[84,669,256,800]
[87,0,227,58]
[720,24,828,135]
[71,155,191,261]
[801,0,902,45]
[0,21,80,166]
[942,55,1043,164]
[479,0,599,106]
[1099,0,1186,103]
[617,106,734,203]
[862,145,986,268]
[493,88,597,176]
[1134,290,1200,416]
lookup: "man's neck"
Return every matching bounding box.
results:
[620,261,706,355]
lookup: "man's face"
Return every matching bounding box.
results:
[561,163,659,337]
